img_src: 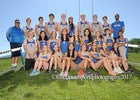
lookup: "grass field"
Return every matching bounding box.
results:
[0,53,140,100]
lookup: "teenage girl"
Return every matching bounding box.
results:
[60,28,69,55]
[49,44,62,73]
[48,30,58,54]
[73,30,81,52]
[59,43,78,77]
[81,28,92,51]
[29,45,51,76]
[117,30,128,57]
[68,17,75,42]
[94,31,103,52]
[37,31,48,52]
[103,28,114,52]
[90,43,116,76]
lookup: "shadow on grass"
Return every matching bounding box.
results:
[130,65,140,79]
[0,68,52,93]
[0,65,139,97]
[116,65,140,83]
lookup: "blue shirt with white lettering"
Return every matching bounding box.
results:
[111,21,124,38]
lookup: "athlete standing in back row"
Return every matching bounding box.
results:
[23,18,33,39]
[35,17,45,40]
[45,13,57,39]
[90,14,102,37]
[78,14,90,38]
[58,14,69,39]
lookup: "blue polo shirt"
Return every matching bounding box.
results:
[111,21,124,38]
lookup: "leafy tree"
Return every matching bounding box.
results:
[128,38,140,53]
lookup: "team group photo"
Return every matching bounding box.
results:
[0,0,140,99]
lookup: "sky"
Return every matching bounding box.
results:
[0,0,140,56]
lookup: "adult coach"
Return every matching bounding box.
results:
[111,13,125,41]
[6,19,24,70]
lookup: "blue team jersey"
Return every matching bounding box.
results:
[74,39,80,52]
[26,26,33,31]
[118,38,127,44]
[68,24,75,37]
[60,40,69,54]
[111,21,124,38]
[102,24,110,36]
[40,40,47,49]
[96,39,103,45]
[49,40,57,52]
[84,38,91,51]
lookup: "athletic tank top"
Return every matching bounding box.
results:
[49,39,58,51]
[47,22,56,34]
[25,39,37,58]
[59,21,68,33]
[118,38,127,44]
[68,24,75,37]
[41,52,48,59]
[81,52,89,58]
[36,25,45,39]
[39,40,47,50]
[91,21,100,35]
[79,21,89,37]
[102,24,110,36]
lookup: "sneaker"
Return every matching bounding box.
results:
[64,71,68,77]
[113,68,120,73]
[11,65,18,70]
[14,65,19,70]
[34,70,40,76]
[125,68,133,73]
[29,70,36,76]
[78,69,84,77]
[59,71,64,77]
[11,66,15,70]
[84,70,91,75]
[117,67,124,73]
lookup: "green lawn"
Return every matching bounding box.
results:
[0,53,140,100]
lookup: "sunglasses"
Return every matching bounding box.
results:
[15,22,20,24]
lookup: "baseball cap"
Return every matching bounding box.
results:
[15,19,20,23]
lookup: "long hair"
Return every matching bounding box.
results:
[52,44,60,55]
[61,28,69,41]
[38,31,48,41]
[67,43,75,57]
[73,31,80,43]
[84,28,92,42]
[68,17,74,30]
[40,45,48,55]
[50,30,57,39]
